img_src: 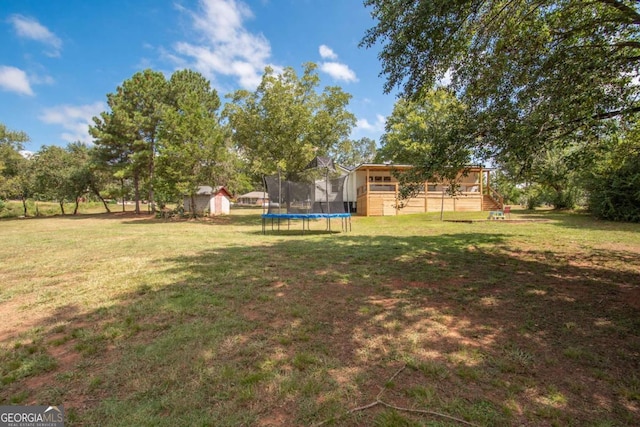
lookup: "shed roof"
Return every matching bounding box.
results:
[192,186,233,198]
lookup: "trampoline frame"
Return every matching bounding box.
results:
[261,213,351,234]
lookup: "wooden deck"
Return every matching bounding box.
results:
[351,164,504,216]
[356,189,490,216]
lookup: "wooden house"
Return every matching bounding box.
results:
[349,164,503,216]
[183,186,232,216]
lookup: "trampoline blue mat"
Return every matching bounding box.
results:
[262,213,351,219]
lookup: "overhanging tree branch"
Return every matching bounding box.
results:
[597,0,640,24]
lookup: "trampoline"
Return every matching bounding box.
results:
[261,156,352,234]
[261,212,351,234]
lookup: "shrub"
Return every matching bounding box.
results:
[587,158,640,222]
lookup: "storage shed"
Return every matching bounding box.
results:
[183,186,232,216]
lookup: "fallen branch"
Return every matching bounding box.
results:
[312,364,479,427]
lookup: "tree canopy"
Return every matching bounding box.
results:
[156,69,229,214]
[90,69,168,214]
[0,123,32,215]
[376,89,475,199]
[362,0,640,169]
[224,63,356,179]
[90,69,232,214]
[331,137,378,169]
[0,123,30,197]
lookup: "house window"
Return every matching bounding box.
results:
[331,182,340,193]
[383,176,391,182]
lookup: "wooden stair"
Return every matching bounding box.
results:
[482,194,502,211]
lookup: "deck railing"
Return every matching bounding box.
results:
[485,185,504,209]
[357,182,399,196]
[357,182,484,197]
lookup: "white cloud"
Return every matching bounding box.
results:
[356,114,386,133]
[319,62,358,83]
[171,0,272,89]
[28,72,55,86]
[39,102,105,144]
[0,66,34,96]
[319,45,337,60]
[317,46,357,83]
[9,14,62,57]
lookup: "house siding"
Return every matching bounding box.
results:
[348,164,495,216]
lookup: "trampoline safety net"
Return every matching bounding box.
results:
[262,173,349,215]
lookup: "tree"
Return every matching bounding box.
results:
[156,69,228,216]
[489,169,523,207]
[585,119,640,221]
[90,108,139,212]
[33,146,73,214]
[90,69,168,214]
[66,142,112,214]
[497,147,583,209]
[224,63,356,179]
[362,0,640,170]
[376,89,473,200]
[0,123,28,150]
[84,160,113,214]
[330,137,377,169]
[0,123,33,216]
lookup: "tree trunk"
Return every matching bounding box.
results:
[59,200,65,215]
[90,184,111,213]
[73,197,80,215]
[133,173,141,214]
[148,137,156,214]
[190,194,197,218]
[21,196,28,217]
[120,178,125,212]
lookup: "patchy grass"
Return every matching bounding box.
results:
[0,208,639,426]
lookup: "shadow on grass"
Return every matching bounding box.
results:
[2,232,639,426]
[511,209,640,234]
[0,211,150,222]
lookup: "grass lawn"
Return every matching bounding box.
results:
[0,207,639,426]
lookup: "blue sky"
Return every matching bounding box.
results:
[0,0,397,153]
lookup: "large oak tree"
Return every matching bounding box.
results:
[224,63,356,179]
[362,0,640,169]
